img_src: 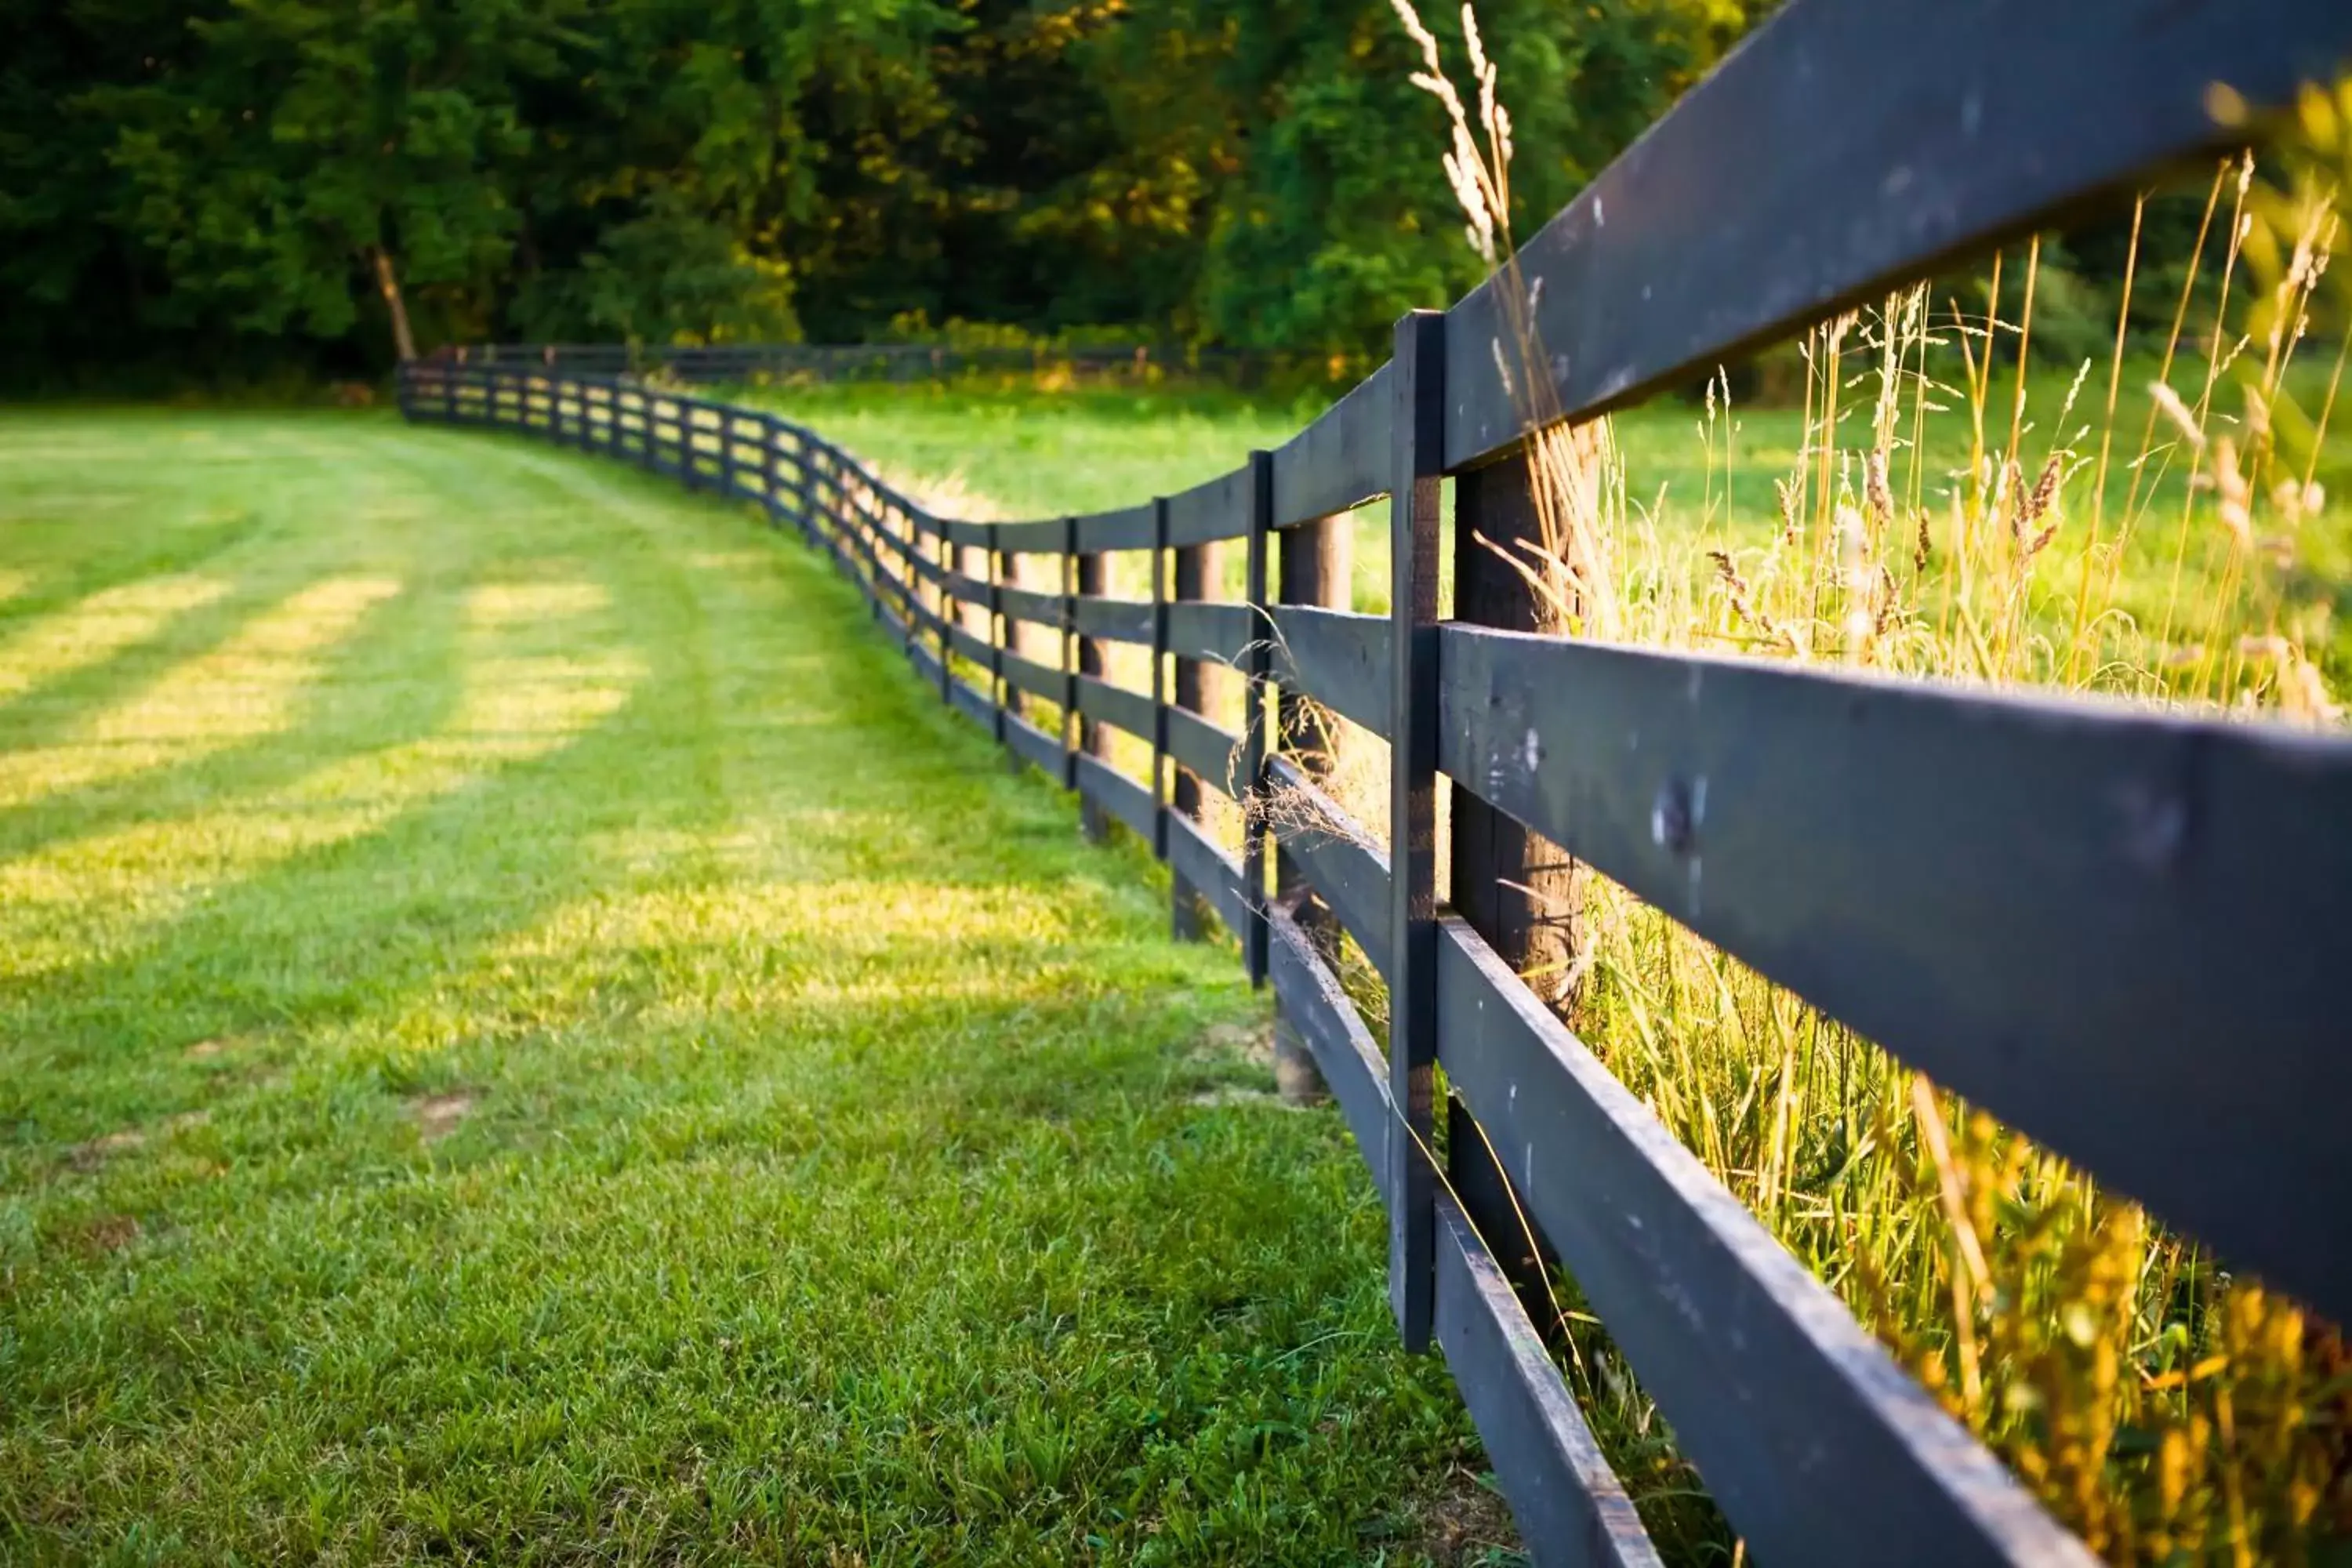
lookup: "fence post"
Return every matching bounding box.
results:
[761,417,782,528]
[1077,546,1110,844]
[987,543,1007,745]
[1271,506,1349,1104]
[1062,517,1081,793]
[939,524,957,706]
[1446,452,1587,1337]
[891,508,913,655]
[1151,498,1171,863]
[1243,451,1271,989]
[793,433,816,544]
[1387,307,1444,1353]
[823,452,844,568]
[1170,536,1217,940]
[807,445,826,551]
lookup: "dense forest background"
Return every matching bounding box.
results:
[2,0,1766,386]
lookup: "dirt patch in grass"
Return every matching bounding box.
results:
[65,1130,145,1173]
[409,1091,478,1142]
[183,1037,230,1061]
[1186,1084,1293,1109]
[1183,1019,1288,1107]
[1188,1018,1273,1069]
[1406,1465,1522,1566]
[64,1214,143,1256]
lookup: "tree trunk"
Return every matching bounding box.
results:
[371,246,417,363]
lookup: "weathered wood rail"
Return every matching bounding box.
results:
[400,2,2352,1560]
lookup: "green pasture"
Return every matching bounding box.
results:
[0,409,1504,1566]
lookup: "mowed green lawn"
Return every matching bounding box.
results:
[0,411,1492,1566]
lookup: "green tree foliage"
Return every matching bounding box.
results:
[2,0,1759,384]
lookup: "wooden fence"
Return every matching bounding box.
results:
[399,2,2352,1561]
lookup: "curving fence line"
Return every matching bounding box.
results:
[401,2,2352,1561]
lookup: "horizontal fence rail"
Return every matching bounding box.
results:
[397,2,2352,1560]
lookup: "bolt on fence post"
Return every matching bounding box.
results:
[1151,497,1171,863]
[1243,450,1272,989]
[1077,545,1110,844]
[1387,307,1445,1354]
[1171,535,1214,941]
[1272,505,1348,1104]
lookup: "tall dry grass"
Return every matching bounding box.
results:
[1388,10,2352,1560]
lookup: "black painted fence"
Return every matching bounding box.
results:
[399,2,2352,1561]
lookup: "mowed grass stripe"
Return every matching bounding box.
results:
[0,412,1488,1566]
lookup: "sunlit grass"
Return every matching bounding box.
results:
[0,575,400,811]
[0,579,642,977]
[0,410,1494,1566]
[0,575,230,710]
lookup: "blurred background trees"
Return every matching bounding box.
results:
[0,0,1762,384]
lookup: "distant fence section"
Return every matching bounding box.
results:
[426,340,1259,387]
[401,2,2352,1562]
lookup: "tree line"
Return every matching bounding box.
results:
[1,0,1759,385]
